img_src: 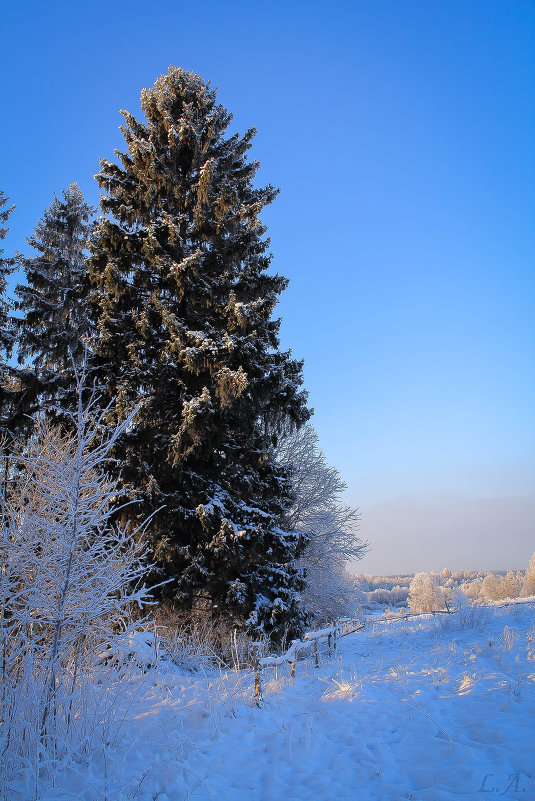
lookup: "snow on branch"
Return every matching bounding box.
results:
[0,379,154,799]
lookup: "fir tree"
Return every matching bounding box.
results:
[0,188,17,435]
[0,189,15,358]
[15,184,95,417]
[90,67,310,640]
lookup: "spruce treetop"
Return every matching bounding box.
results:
[11,184,95,428]
[16,183,95,373]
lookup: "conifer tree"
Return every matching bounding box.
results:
[15,184,95,417]
[0,189,15,358]
[90,67,310,640]
[0,188,17,435]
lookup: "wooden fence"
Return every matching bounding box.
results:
[252,616,364,702]
[251,597,535,702]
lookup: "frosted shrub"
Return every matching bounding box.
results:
[522,553,535,597]
[302,564,362,625]
[408,572,446,613]
[158,614,233,671]
[432,602,490,634]
[460,578,483,600]
[153,605,270,671]
[446,586,469,611]
[0,388,152,800]
[500,625,518,651]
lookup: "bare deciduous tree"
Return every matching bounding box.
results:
[0,382,152,799]
[276,422,366,566]
[276,422,367,621]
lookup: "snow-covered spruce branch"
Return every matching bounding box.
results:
[0,385,153,800]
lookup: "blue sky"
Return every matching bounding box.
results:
[1,0,534,573]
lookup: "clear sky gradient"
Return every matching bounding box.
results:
[1,0,534,574]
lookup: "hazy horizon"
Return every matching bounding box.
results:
[350,492,534,576]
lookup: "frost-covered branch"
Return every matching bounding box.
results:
[275,422,367,622]
[0,381,152,799]
[276,422,366,566]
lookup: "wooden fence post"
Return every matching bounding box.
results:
[313,639,319,669]
[253,644,262,705]
[254,671,262,704]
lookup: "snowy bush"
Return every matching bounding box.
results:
[0,388,152,799]
[151,602,273,671]
[408,572,446,613]
[522,552,535,597]
[98,630,162,674]
[445,585,469,611]
[432,602,490,633]
[300,565,362,625]
[459,577,483,600]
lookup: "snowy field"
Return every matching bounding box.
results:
[19,602,535,801]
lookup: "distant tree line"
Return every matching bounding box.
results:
[354,560,535,614]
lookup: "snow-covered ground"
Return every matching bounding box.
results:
[24,602,535,801]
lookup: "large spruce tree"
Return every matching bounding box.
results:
[90,67,310,640]
[15,184,95,416]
